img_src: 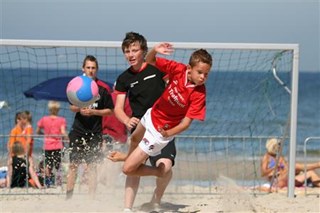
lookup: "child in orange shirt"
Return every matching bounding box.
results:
[24,111,34,157]
[8,111,34,167]
[8,112,28,155]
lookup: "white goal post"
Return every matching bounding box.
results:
[0,39,299,197]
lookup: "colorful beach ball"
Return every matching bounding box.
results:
[66,75,99,108]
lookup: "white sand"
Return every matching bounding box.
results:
[1,183,319,212]
[1,159,319,212]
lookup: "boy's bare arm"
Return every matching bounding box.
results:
[145,47,158,65]
[159,117,192,138]
[146,42,174,65]
[114,94,139,130]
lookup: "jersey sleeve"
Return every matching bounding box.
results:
[114,75,127,94]
[155,57,186,76]
[186,86,206,121]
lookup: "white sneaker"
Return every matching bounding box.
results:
[123,208,133,212]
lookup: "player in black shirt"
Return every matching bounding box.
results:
[66,55,114,200]
[115,62,166,119]
[108,32,176,211]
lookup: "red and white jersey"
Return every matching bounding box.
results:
[151,57,206,131]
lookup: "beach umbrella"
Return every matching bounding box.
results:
[24,76,113,102]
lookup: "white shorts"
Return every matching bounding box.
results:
[139,108,174,156]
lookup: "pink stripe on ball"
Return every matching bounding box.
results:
[67,76,82,92]
[90,81,99,96]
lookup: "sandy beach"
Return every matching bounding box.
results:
[1,179,319,213]
[1,155,320,212]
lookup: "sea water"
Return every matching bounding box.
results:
[0,69,319,153]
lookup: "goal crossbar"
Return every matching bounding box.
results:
[1,39,298,51]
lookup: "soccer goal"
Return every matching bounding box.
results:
[0,39,299,197]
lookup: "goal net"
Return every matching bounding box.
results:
[0,40,299,194]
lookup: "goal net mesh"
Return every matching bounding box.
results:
[0,40,296,193]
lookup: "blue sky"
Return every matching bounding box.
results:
[1,0,319,71]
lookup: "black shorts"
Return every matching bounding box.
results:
[44,149,62,170]
[68,132,103,164]
[149,138,176,167]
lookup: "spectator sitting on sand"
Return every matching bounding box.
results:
[261,138,320,189]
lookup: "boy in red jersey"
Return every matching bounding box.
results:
[108,32,177,212]
[122,42,212,177]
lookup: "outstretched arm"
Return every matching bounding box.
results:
[146,42,174,66]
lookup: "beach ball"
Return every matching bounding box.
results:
[66,75,99,108]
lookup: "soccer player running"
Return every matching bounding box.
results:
[66,55,114,199]
[107,32,176,212]
[121,42,212,178]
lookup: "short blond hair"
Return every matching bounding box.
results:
[48,101,60,115]
[12,141,25,156]
[266,138,279,155]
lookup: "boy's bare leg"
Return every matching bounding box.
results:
[123,146,165,177]
[295,170,320,187]
[124,176,140,210]
[295,162,320,172]
[66,163,78,199]
[151,159,173,204]
[88,163,98,199]
[108,124,145,162]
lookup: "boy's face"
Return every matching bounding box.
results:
[187,62,211,86]
[18,118,27,127]
[82,60,98,79]
[123,42,145,70]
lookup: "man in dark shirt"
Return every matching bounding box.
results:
[66,55,114,199]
